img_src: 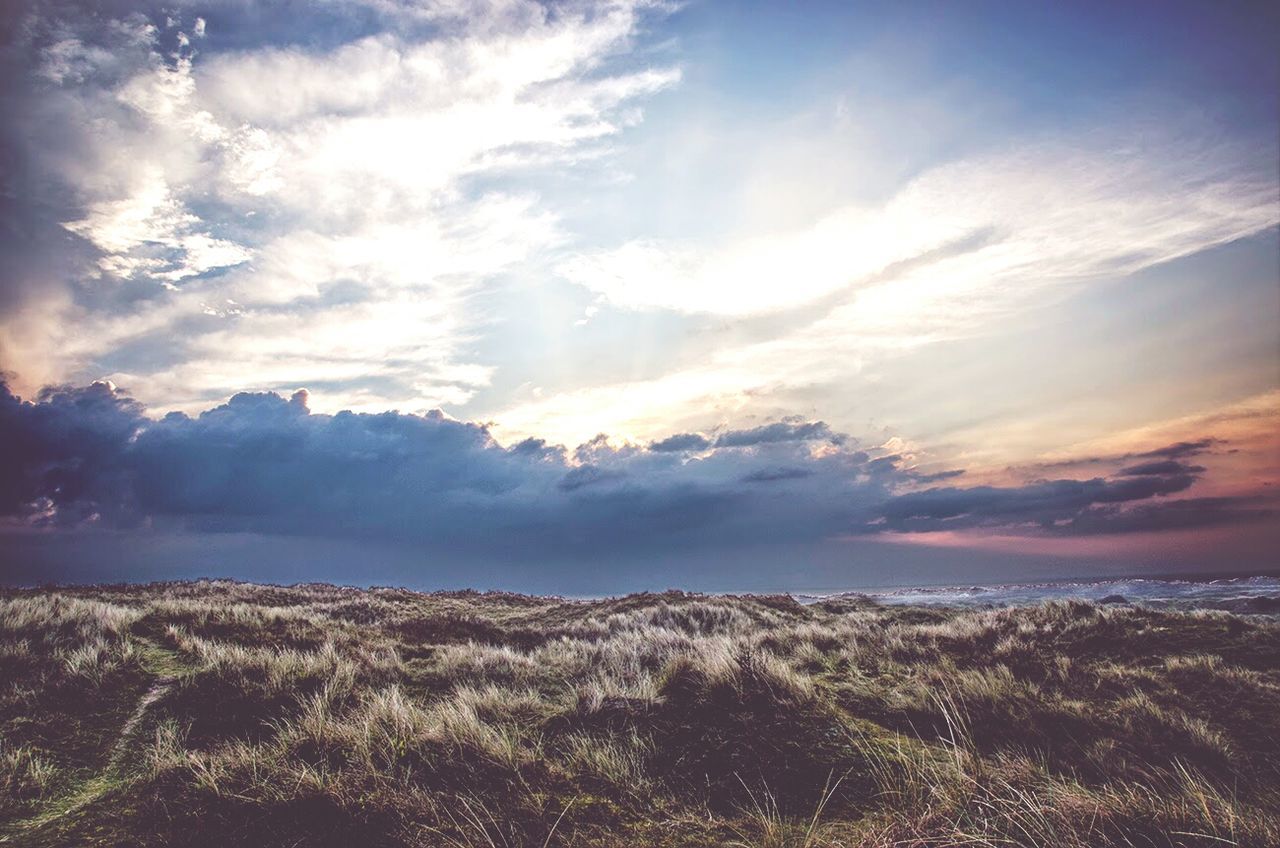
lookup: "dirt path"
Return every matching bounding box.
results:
[0,639,185,846]
[107,675,176,770]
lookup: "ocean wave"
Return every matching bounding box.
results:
[795,575,1280,612]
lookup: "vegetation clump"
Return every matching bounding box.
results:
[0,581,1276,846]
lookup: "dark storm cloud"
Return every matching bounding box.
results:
[1134,439,1218,460]
[912,468,966,483]
[715,420,840,448]
[864,455,902,476]
[649,420,840,453]
[741,467,813,484]
[1117,459,1205,477]
[1054,496,1273,535]
[649,432,712,452]
[0,380,143,522]
[1029,437,1221,473]
[0,380,892,553]
[878,475,1194,528]
[0,380,1264,558]
[869,460,1270,536]
[557,464,625,491]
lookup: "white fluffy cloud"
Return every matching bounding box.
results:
[63,171,252,283]
[6,0,678,413]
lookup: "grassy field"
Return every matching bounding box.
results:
[0,582,1277,847]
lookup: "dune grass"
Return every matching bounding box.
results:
[0,581,1276,846]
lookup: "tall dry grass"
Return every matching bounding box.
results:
[0,582,1275,846]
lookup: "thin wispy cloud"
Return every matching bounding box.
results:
[560,136,1276,317]
[517,134,1277,443]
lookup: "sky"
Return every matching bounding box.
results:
[1,0,1278,592]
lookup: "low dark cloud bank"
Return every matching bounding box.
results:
[648,420,842,453]
[0,380,1270,566]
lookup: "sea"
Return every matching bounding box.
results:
[792,575,1280,614]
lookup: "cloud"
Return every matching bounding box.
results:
[1117,459,1205,477]
[649,432,712,452]
[649,420,839,452]
[557,464,626,492]
[1026,437,1220,474]
[2,2,1276,577]
[877,473,1197,530]
[0,380,887,552]
[558,137,1278,317]
[496,131,1278,447]
[62,172,252,282]
[0,0,678,414]
[741,467,814,484]
[1134,439,1219,461]
[869,459,1275,537]
[4,1,1275,459]
[1053,497,1274,536]
[1,380,1269,559]
[715,420,840,448]
[0,380,143,524]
